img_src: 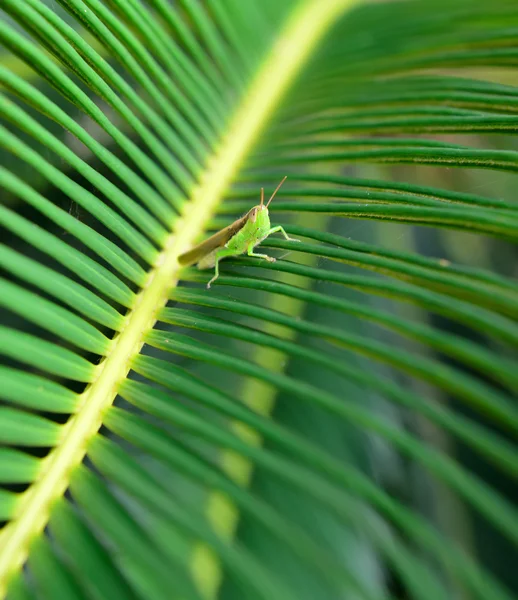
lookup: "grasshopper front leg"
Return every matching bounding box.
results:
[267,226,300,242]
[247,242,276,263]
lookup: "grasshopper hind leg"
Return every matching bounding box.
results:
[206,247,239,288]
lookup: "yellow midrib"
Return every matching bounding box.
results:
[0,0,361,595]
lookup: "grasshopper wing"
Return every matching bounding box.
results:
[178,209,252,266]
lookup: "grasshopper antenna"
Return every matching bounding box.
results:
[266,176,287,208]
[260,187,264,207]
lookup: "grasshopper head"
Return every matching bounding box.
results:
[254,176,287,222]
[249,204,268,223]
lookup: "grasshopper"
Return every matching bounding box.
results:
[179,176,299,288]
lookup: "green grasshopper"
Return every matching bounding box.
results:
[178,176,299,288]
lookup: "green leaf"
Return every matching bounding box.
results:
[1,1,517,599]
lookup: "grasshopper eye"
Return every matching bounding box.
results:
[250,208,258,223]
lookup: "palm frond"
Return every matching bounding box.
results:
[1,1,517,599]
